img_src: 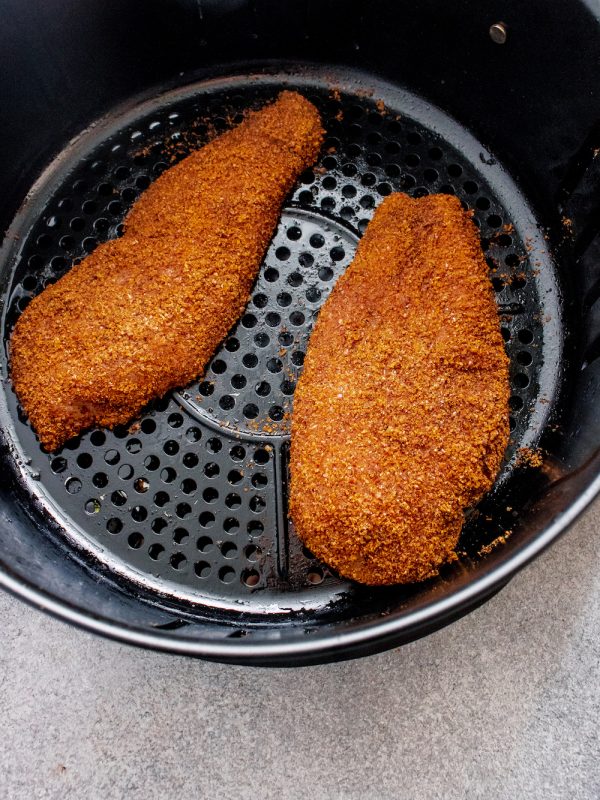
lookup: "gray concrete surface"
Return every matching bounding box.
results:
[1,501,599,800]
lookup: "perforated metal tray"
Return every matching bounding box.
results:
[0,69,562,642]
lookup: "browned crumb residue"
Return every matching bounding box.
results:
[479,531,512,556]
[561,215,574,235]
[516,447,544,469]
[290,193,510,585]
[10,91,324,450]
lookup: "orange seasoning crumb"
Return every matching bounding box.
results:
[479,531,511,556]
[290,193,510,585]
[516,447,544,469]
[561,216,574,235]
[10,92,324,450]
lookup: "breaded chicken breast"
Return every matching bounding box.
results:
[290,193,510,585]
[11,91,324,450]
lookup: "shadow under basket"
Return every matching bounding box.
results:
[0,0,599,665]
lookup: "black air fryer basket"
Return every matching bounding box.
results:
[1,0,599,665]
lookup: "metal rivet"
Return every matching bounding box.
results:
[489,21,508,44]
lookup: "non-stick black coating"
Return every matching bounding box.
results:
[0,0,599,665]
[0,73,560,611]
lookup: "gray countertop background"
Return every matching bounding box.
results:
[1,500,599,800]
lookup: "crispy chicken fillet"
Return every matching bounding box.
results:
[290,193,510,585]
[10,91,323,450]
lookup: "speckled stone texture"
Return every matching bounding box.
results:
[1,500,599,800]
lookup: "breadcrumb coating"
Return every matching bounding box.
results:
[290,193,510,585]
[10,91,324,450]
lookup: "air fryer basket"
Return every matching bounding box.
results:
[0,0,599,665]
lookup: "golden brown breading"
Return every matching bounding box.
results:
[10,91,324,450]
[290,193,510,585]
